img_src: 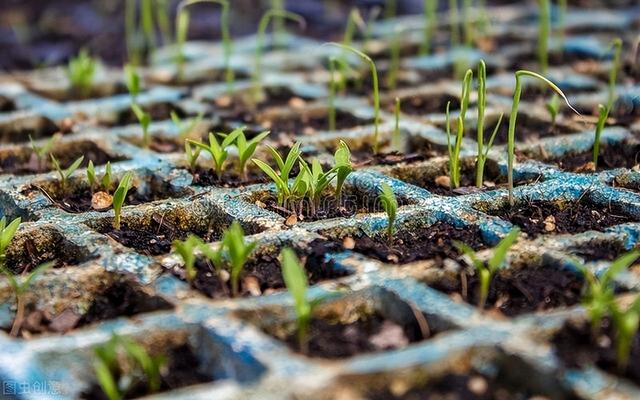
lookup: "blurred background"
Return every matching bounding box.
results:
[0,0,430,71]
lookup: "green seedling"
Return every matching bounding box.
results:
[234,128,270,181]
[475,60,503,187]
[0,217,21,264]
[337,8,366,92]
[171,111,204,141]
[125,0,141,65]
[456,228,520,309]
[156,0,172,45]
[131,104,152,148]
[593,104,609,168]
[507,70,577,205]
[538,0,550,74]
[325,43,381,154]
[0,261,54,337]
[299,159,338,216]
[609,294,640,371]
[93,333,166,400]
[386,27,401,90]
[379,183,398,242]
[112,172,134,230]
[334,141,353,205]
[421,0,437,55]
[29,135,56,171]
[253,142,302,209]
[393,97,402,152]
[328,56,339,132]
[51,155,84,193]
[462,0,473,48]
[184,141,202,173]
[124,64,141,103]
[253,10,305,102]
[384,0,397,19]
[280,247,319,353]
[176,0,233,88]
[67,49,97,96]
[88,161,114,193]
[607,37,623,112]
[557,0,567,51]
[141,0,157,58]
[447,69,473,189]
[546,93,560,126]
[581,250,640,335]
[173,235,207,283]
[221,221,257,297]
[449,0,460,47]
[271,0,286,47]
[188,129,241,180]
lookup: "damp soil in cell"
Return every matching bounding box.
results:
[102,215,219,256]
[8,277,173,337]
[345,222,486,265]
[431,264,584,317]
[189,167,268,187]
[259,109,375,136]
[365,368,573,400]
[27,180,180,214]
[478,197,636,238]
[168,239,351,298]
[0,141,127,176]
[80,344,213,400]
[568,239,626,262]
[552,317,640,386]
[386,93,461,116]
[552,141,640,172]
[256,192,371,222]
[280,310,432,358]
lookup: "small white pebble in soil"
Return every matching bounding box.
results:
[543,215,556,232]
[343,237,355,250]
[91,191,113,210]
[219,269,230,282]
[435,175,451,188]
[285,214,298,226]
[244,276,261,296]
[368,320,408,350]
[467,375,488,395]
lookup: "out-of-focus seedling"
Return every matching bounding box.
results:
[457,228,520,309]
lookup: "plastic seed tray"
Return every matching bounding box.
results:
[1,2,640,400]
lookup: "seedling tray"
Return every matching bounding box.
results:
[1,2,640,399]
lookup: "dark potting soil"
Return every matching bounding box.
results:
[190,167,267,187]
[170,239,350,299]
[104,216,216,256]
[261,109,374,135]
[483,198,636,238]
[263,194,363,222]
[350,149,436,167]
[366,369,562,400]
[14,278,172,336]
[35,184,173,214]
[552,318,640,385]
[282,311,431,358]
[432,264,583,317]
[116,102,185,126]
[387,93,460,116]
[348,222,485,265]
[490,113,576,145]
[0,141,124,176]
[552,142,640,172]
[569,239,626,262]
[80,344,212,400]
